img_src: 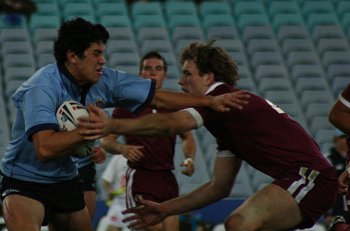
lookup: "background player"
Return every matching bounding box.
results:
[102,51,196,231]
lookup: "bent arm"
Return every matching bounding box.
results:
[161,155,242,215]
[32,129,85,160]
[329,100,350,135]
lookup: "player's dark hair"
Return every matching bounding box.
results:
[180,40,239,86]
[139,51,168,73]
[54,17,110,65]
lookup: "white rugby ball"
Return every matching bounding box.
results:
[56,100,94,158]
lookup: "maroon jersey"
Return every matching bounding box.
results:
[191,83,332,178]
[112,107,176,170]
[339,84,350,163]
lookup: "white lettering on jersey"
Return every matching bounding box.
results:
[265,100,285,114]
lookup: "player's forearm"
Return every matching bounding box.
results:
[151,90,211,110]
[101,138,122,154]
[111,114,176,137]
[162,181,226,216]
[33,129,85,160]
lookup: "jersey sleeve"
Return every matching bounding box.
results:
[111,71,156,113]
[19,86,60,139]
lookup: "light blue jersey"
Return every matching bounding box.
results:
[1,63,155,183]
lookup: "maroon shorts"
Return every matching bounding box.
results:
[126,168,179,208]
[273,167,337,229]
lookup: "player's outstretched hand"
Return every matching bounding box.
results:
[78,104,111,140]
[122,195,168,230]
[338,170,350,193]
[210,90,250,112]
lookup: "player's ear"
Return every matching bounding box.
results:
[67,50,77,64]
[206,72,215,85]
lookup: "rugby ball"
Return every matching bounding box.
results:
[56,100,94,158]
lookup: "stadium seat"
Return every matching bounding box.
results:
[62,3,95,23]
[286,51,320,68]
[237,77,257,93]
[267,1,301,16]
[276,25,309,42]
[36,53,55,68]
[247,38,280,55]
[158,51,178,67]
[290,64,325,83]
[164,2,197,18]
[336,1,350,17]
[294,77,330,97]
[4,66,35,81]
[166,65,181,80]
[32,28,57,43]
[108,52,139,68]
[263,89,299,105]
[311,25,345,41]
[322,51,350,67]
[237,13,270,31]
[272,13,305,31]
[254,64,289,81]
[251,51,284,68]
[237,64,253,80]
[141,39,173,56]
[1,41,33,55]
[28,15,60,33]
[214,39,244,53]
[131,2,162,19]
[0,28,30,42]
[172,26,203,43]
[168,14,201,33]
[202,14,235,32]
[99,15,131,28]
[107,27,135,41]
[35,40,54,56]
[3,53,35,69]
[229,50,249,65]
[305,103,333,123]
[133,15,166,30]
[199,1,231,16]
[137,27,169,43]
[175,38,202,56]
[106,40,138,57]
[96,2,128,19]
[233,1,266,16]
[242,25,275,42]
[301,1,334,16]
[258,77,291,95]
[327,64,350,80]
[299,90,334,110]
[316,38,350,55]
[306,13,339,30]
[207,26,239,40]
[309,116,335,137]
[281,38,314,54]
[35,2,60,16]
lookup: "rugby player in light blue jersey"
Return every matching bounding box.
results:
[0,17,248,231]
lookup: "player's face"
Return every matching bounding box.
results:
[74,42,106,85]
[140,58,166,89]
[179,60,211,96]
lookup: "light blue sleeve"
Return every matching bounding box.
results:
[20,86,59,134]
[110,70,156,112]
